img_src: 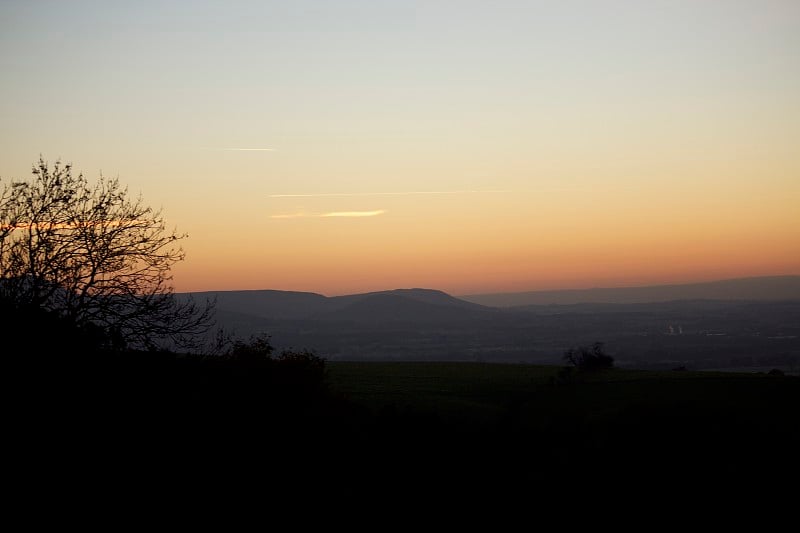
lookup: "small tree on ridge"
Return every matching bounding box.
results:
[564,342,615,372]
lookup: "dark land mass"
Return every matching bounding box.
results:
[183,279,800,373]
[10,277,799,506]
[19,352,800,502]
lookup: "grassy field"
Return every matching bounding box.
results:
[328,362,800,422]
[328,362,800,479]
[327,362,559,425]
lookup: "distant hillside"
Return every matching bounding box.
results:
[182,287,490,322]
[184,289,330,319]
[328,288,488,312]
[178,284,800,372]
[460,276,800,307]
[318,292,491,323]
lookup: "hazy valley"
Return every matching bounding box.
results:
[183,275,800,373]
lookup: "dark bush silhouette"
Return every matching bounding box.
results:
[1,294,107,356]
[221,334,326,384]
[563,342,614,371]
[215,333,329,400]
[228,333,275,361]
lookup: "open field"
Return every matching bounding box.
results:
[327,361,799,427]
[326,362,800,482]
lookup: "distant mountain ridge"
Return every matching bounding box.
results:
[459,275,800,307]
[176,278,800,370]
[180,276,800,321]
[183,287,491,322]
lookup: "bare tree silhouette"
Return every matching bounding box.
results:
[0,157,213,350]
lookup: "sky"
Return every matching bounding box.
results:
[1,0,798,296]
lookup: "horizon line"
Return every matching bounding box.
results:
[174,273,800,296]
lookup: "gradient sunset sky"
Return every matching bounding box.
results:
[1,1,798,296]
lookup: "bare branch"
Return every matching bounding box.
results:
[0,157,215,351]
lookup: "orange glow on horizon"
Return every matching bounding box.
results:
[2,1,798,298]
[171,182,800,296]
[173,233,800,296]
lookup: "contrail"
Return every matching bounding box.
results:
[270,213,307,219]
[200,148,276,151]
[269,190,510,198]
[270,210,387,219]
[320,210,386,218]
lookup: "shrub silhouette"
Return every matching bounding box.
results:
[221,334,328,395]
[1,294,107,356]
[563,342,614,372]
[228,333,274,362]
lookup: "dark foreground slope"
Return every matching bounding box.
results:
[15,353,798,503]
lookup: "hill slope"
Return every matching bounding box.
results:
[182,287,490,322]
[318,292,491,323]
[460,275,800,306]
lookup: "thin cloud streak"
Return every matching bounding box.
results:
[270,210,387,219]
[200,148,276,151]
[269,213,308,219]
[270,190,510,198]
[321,210,386,218]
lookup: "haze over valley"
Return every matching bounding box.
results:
[185,276,800,373]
